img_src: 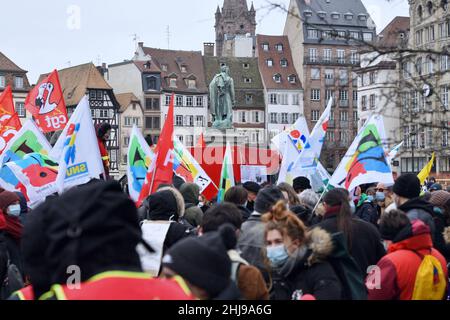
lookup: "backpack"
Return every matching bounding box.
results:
[327,232,368,300]
[0,251,24,300]
[411,251,446,300]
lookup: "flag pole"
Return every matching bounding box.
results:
[312,180,331,213]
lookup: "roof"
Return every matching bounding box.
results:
[256,35,303,90]
[296,0,373,28]
[0,52,27,72]
[203,56,265,109]
[133,60,161,73]
[377,16,410,48]
[141,47,208,93]
[116,92,141,113]
[38,63,112,106]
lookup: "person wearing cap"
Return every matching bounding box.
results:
[367,210,448,300]
[243,181,261,213]
[429,191,450,261]
[161,224,241,300]
[376,183,394,216]
[392,174,436,237]
[292,176,311,196]
[21,181,195,300]
[429,183,443,193]
[238,186,285,282]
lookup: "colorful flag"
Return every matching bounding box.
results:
[0,119,51,167]
[0,86,22,153]
[173,136,213,193]
[50,96,104,192]
[0,153,58,206]
[387,141,404,163]
[25,70,68,133]
[329,115,393,191]
[217,142,235,203]
[127,125,156,202]
[418,152,435,185]
[138,94,175,206]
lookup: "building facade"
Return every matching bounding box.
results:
[0,52,31,123]
[284,0,376,169]
[256,35,304,140]
[215,0,256,57]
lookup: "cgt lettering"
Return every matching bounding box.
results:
[45,115,67,130]
[66,162,88,178]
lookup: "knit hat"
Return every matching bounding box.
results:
[147,187,185,221]
[430,183,443,192]
[254,186,284,214]
[393,173,421,199]
[0,191,20,211]
[429,190,450,208]
[162,224,236,298]
[243,181,261,194]
[293,176,311,192]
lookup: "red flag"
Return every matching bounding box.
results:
[25,69,68,133]
[0,86,22,153]
[196,132,206,149]
[137,93,175,206]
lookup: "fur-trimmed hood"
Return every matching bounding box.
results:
[145,187,185,222]
[444,227,450,245]
[304,227,334,266]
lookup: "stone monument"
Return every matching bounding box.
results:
[209,65,235,130]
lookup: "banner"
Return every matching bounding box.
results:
[127,125,156,202]
[0,119,51,167]
[0,86,22,153]
[217,142,235,203]
[329,115,393,191]
[50,96,104,192]
[240,165,268,184]
[25,70,68,133]
[418,152,435,185]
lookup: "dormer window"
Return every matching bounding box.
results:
[317,11,326,19]
[180,65,187,73]
[161,64,168,72]
[280,59,288,67]
[273,74,282,83]
[169,78,177,87]
[188,79,196,89]
[266,59,274,67]
[288,75,297,84]
[303,10,313,18]
[244,77,252,83]
[262,43,269,51]
[275,44,284,52]
[358,14,367,21]
[243,63,250,69]
[331,12,340,20]
[344,13,354,20]
[144,61,151,69]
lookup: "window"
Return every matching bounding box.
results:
[323,49,332,62]
[262,43,269,51]
[401,92,410,113]
[292,94,299,105]
[165,95,171,106]
[195,116,204,127]
[270,113,277,124]
[336,31,346,39]
[337,50,345,64]
[327,131,335,142]
[187,79,196,89]
[426,55,434,74]
[429,25,435,41]
[124,136,130,147]
[15,102,26,118]
[288,75,297,83]
[281,113,289,124]
[442,85,449,110]
[402,61,412,78]
[124,117,132,126]
[416,30,423,45]
[345,13,354,20]
[240,111,247,123]
[186,96,193,107]
[439,23,446,38]
[244,77,252,83]
[441,55,449,71]
[177,135,184,143]
[325,69,334,81]
[145,117,160,129]
[339,90,348,101]
[196,96,203,107]
[311,89,321,101]
[331,13,340,20]
[340,131,349,144]
[187,116,194,127]
[353,111,358,124]
[185,135,194,147]
[363,33,373,42]
[370,94,376,109]
[14,76,23,89]
[309,48,317,63]
[280,59,288,67]
[169,78,177,87]
[145,76,157,90]
[279,94,288,105]
[411,90,419,112]
[353,91,358,102]
[443,125,449,147]
[176,115,183,126]
[273,74,281,83]
[161,64,168,72]
[266,59,274,67]
[369,71,377,84]
[146,98,160,110]
[292,113,299,123]
[325,89,334,101]
[99,109,109,118]
[180,65,187,73]
[0,75,5,88]
[420,126,426,149]
[416,57,423,75]
[311,68,320,80]
[245,94,253,104]
[323,30,333,40]
[339,69,348,84]
[311,110,320,122]
[307,29,319,39]
[350,51,359,64]
[269,93,278,105]
[243,63,250,69]
[427,1,433,15]
[275,44,283,52]
[253,111,261,123]
[349,31,360,40]
[176,95,183,106]
[427,127,433,147]
[340,111,348,122]
[361,96,367,111]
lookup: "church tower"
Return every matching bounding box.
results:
[215,0,256,57]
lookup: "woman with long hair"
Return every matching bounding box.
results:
[262,201,341,300]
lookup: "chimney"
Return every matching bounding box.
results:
[204,42,215,57]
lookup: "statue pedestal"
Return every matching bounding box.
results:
[204,128,248,147]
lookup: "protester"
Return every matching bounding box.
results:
[298,189,319,212]
[289,205,313,227]
[13,192,28,225]
[317,188,386,274]
[179,183,204,227]
[20,181,195,300]
[238,186,284,281]
[292,176,311,195]
[96,122,112,180]
[277,183,301,208]
[429,191,450,261]
[429,183,443,192]
[198,194,212,214]
[355,187,379,226]
[161,224,241,300]
[263,201,342,300]
[376,183,394,215]
[392,174,436,236]
[224,186,252,221]
[426,177,437,190]
[243,182,261,213]
[200,203,269,300]
[368,210,448,300]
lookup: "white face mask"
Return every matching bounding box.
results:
[7,204,21,218]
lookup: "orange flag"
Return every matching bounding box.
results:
[0,86,22,153]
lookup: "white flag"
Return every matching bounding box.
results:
[387,141,404,164]
[50,96,105,193]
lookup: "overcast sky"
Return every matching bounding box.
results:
[2,0,409,83]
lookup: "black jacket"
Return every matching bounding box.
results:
[355,202,379,227]
[237,205,251,222]
[315,211,386,275]
[398,197,436,238]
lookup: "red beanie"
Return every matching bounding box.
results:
[0,191,20,211]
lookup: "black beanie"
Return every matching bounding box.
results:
[254,186,284,214]
[393,173,421,199]
[293,176,311,192]
[162,224,236,298]
[243,181,261,194]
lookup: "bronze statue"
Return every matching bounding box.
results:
[209,65,235,129]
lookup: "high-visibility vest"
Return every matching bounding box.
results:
[40,271,195,300]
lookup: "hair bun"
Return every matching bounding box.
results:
[218,224,237,250]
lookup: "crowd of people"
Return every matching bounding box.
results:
[0,171,449,300]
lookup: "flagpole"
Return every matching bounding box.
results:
[312,181,331,213]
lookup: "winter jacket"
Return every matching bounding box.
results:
[431,208,450,262]
[367,220,448,300]
[269,228,342,300]
[97,138,110,179]
[355,201,379,227]
[315,206,386,275]
[237,205,252,222]
[180,183,204,227]
[398,197,436,238]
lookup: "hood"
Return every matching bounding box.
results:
[147,187,185,221]
[398,197,434,216]
[388,220,433,254]
[180,183,200,205]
